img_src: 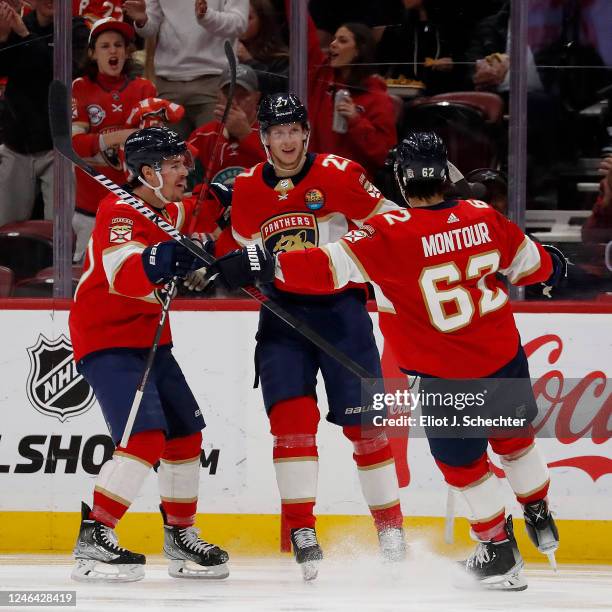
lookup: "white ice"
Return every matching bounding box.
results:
[1,546,611,612]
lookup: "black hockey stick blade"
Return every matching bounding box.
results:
[221,40,237,125]
[48,79,74,160]
[188,40,237,232]
[48,80,376,382]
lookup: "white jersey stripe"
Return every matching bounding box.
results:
[102,241,146,293]
[500,237,543,284]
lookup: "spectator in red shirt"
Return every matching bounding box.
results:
[188,62,264,188]
[283,0,397,179]
[306,18,397,179]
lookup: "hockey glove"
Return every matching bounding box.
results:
[141,240,200,285]
[209,244,274,290]
[126,98,186,129]
[541,244,569,298]
[183,238,215,292]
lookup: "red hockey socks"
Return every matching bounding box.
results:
[436,453,507,542]
[158,432,203,527]
[343,425,403,531]
[270,397,320,530]
[90,429,166,528]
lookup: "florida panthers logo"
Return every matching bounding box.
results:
[261,212,319,254]
[273,230,316,254]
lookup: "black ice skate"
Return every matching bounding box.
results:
[290,527,323,581]
[71,502,145,583]
[378,527,407,562]
[161,506,229,579]
[524,499,559,570]
[458,516,527,591]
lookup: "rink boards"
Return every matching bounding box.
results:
[0,300,610,562]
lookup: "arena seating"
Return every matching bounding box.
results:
[0,220,54,282]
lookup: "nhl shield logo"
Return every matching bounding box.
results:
[26,334,95,422]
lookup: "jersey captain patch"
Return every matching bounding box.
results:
[261,212,319,254]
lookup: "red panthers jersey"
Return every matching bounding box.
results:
[72,75,157,214]
[70,192,204,362]
[277,199,553,376]
[228,153,400,295]
[72,0,124,25]
[187,120,266,187]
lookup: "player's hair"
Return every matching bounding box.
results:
[83,31,137,81]
[403,179,446,200]
[242,0,289,63]
[335,22,378,91]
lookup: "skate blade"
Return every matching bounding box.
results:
[481,571,528,591]
[453,562,527,592]
[71,559,144,583]
[545,551,558,572]
[168,559,229,579]
[300,560,320,582]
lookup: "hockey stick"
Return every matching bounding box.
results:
[115,43,236,445]
[49,79,377,383]
[187,40,237,234]
[119,43,237,445]
[120,277,177,448]
[444,487,455,544]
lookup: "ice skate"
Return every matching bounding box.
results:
[161,506,229,579]
[290,527,323,581]
[71,502,145,583]
[378,527,407,562]
[524,499,559,570]
[457,516,527,591]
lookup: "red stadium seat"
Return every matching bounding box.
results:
[425,92,504,124]
[0,265,14,297]
[0,220,54,281]
[402,99,501,174]
[0,220,54,241]
[14,266,83,298]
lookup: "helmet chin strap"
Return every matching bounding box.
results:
[394,161,413,208]
[138,169,171,204]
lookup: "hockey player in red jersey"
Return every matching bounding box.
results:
[212,131,564,590]
[71,18,183,262]
[69,127,228,583]
[211,92,407,580]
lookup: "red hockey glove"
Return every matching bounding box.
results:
[126,98,186,129]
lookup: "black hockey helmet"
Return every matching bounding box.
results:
[393,131,448,204]
[257,92,309,132]
[124,126,192,179]
[395,131,448,183]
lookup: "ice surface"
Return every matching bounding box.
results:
[0,547,610,612]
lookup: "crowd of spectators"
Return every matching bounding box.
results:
[0,0,609,299]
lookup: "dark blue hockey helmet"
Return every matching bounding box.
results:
[393,131,448,204]
[124,126,192,179]
[257,92,309,132]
